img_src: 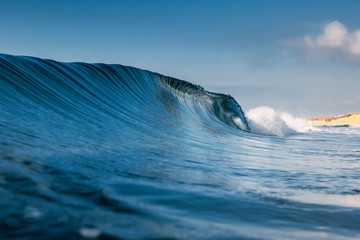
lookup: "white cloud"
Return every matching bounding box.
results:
[304,21,360,58]
[349,31,360,54]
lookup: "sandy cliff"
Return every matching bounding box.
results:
[307,113,360,126]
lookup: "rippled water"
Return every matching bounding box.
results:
[1,54,360,239]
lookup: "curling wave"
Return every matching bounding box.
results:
[0,53,249,137]
[2,54,360,240]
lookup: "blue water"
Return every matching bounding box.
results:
[1,53,360,239]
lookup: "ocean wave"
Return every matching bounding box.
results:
[0,53,249,137]
[2,54,360,239]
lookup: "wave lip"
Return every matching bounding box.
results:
[161,76,249,131]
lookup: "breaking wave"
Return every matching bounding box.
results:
[1,54,360,239]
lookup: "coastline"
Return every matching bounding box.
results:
[307,113,360,126]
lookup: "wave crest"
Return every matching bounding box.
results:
[0,53,249,135]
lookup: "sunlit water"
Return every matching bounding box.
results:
[1,54,359,239]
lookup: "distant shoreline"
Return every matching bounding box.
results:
[307,113,360,126]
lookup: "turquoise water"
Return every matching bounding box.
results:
[1,54,360,239]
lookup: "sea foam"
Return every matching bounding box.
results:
[245,106,314,136]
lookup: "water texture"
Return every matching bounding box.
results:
[1,54,360,239]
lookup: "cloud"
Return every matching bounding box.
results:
[303,21,360,60]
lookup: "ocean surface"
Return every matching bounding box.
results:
[1,53,360,240]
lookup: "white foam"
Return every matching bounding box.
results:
[245,106,314,136]
[79,227,101,239]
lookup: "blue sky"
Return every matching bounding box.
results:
[1,0,360,116]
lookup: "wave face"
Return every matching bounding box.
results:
[1,54,360,239]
